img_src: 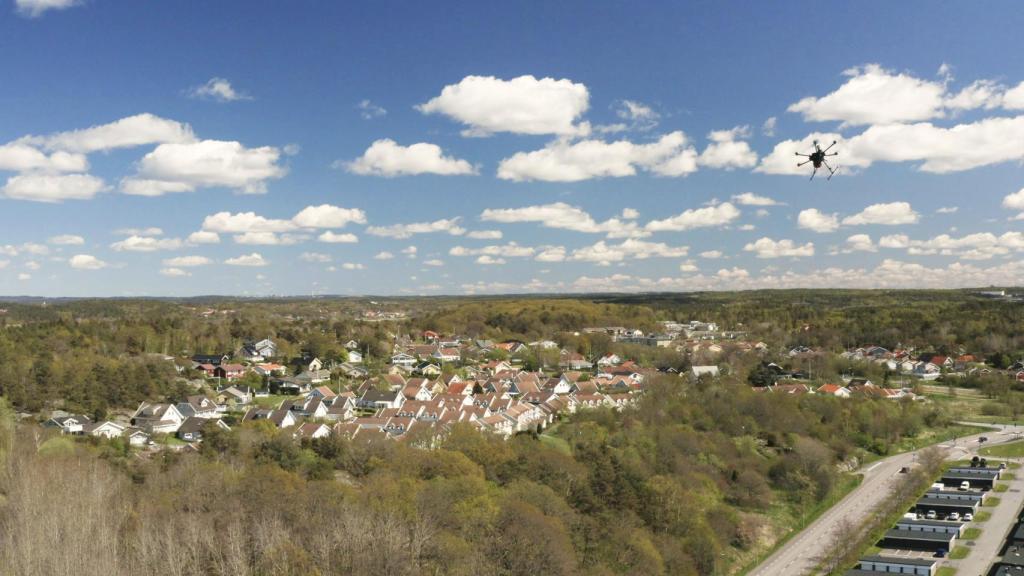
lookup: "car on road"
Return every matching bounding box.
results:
[980,436,989,443]
[1000,462,1008,470]
[960,481,971,491]
[899,466,910,473]
[935,549,947,558]
[948,512,960,521]
[926,510,938,519]
[964,512,973,522]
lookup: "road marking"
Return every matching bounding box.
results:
[866,462,882,472]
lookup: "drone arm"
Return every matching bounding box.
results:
[822,141,837,153]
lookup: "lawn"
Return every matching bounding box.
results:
[961,527,982,540]
[253,394,299,409]
[983,496,1001,507]
[974,511,992,522]
[538,433,571,454]
[980,440,1024,458]
[936,567,958,576]
[949,546,971,559]
[994,483,1009,492]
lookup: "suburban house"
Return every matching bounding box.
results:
[691,365,720,378]
[85,420,126,439]
[390,352,416,367]
[238,338,277,361]
[191,353,229,366]
[131,402,185,434]
[241,408,296,429]
[347,350,363,363]
[816,384,852,398]
[559,351,592,371]
[358,389,405,411]
[176,395,220,419]
[214,364,247,381]
[43,414,92,435]
[177,417,230,442]
[215,385,253,409]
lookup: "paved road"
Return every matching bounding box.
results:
[747,424,1024,576]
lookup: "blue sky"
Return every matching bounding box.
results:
[2,1,1024,296]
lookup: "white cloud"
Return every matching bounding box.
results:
[417,75,589,137]
[0,143,88,173]
[535,246,567,262]
[761,117,777,137]
[450,242,536,258]
[20,243,48,256]
[163,255,211,267]
[744,237,814,259]
[374,251,395,260]
[569,238,689,264]
[233,232,306,246]
[115,227,163,237]
[613,100,659,131]
[621,207,639,220]
[1,173,106,202]
[698,126,758,169]
[401,246,418,256]
[17,272,31,281]
[15,0,80,17]
[110,235,184,252]
[69,254,107,270]
[788,64,946,126]
[366,217,466,239]
[476,255,506,265]
[344,139,476,177]
[48,234,84,245]
[844,234,877,252]
[423,259,445,267]
[945,80,1003,111]
[731,192,781,206]
[879,231,1024,261]
[879,234,910,249]
[188,78,251,102]
[159,267,190,277]
[202,211,296,233]
[679,260,699,273]
[1003,188,1024,211]
[466,230,503,240]
[700,250,723,259]
[797,208,840,233]
[23,113,195,154]
[1005,82,1024,110]
[187,231,221,245]
[24,261,40,270]
[842,202,919,226]
[759,116,1024,175]
[341,262,365,270]
[936,206,959,214]
[122,139,287,195]
[497,131,699,182]
[357,99,387,119]
[481,202,647,238]
[645,202,740,232]
[292,204,367,228]
[300,252,332,263]
[225,253,268,267]
[317,231,359,243]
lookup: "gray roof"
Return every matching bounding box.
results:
[861,554,937,566]
[882,529,956,542]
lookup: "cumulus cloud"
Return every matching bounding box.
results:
[645,202,740,232]
[476,255,506,265]
[481,202,647,238]
[497,131,699,182]
[163,255,211,267]
[450,242,536,258]
[936,206,959,214]
[700,250,723,259]
[300,252,332,263]
[788,64,947,126]
[744,237,814,258]
[317,231,359,243]
[122,139,287,195]
[110,235,184,252]
[187,231,221,244]
[374,251,395,260]
[15,0,80,17]
[0,143,88,173]
[187,78,251,102]
[292,204,366,228]
[233,232,306,246]
[731,192,781,206]
[1,173,107,202]
[797,208,840,233]
[1003,188,1024,213]
[878,231,1024,260]
[417,75,589,137]
[343,139,476,177]
[568,239,689,264]
[69,254,107,270]
[115,227,163,237]
[466,230,503,240]
[202,211,296,233]
[341,262,365,270]
[423,259,445,267]
[842,201,919,226]
[357,99,387,119]
[225,253,267,267]
[366,218,466,239]
[22,113,195,154]
[844,234,877,252]
[698,126,758,169]
[48,234,84,245]
[160,267,190,277]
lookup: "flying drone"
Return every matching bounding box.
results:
[796,140,838,180]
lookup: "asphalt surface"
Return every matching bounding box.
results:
[747,424,1024,576]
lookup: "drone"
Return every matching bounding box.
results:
[796,140,838,180]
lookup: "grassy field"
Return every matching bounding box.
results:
[962,527,982,540]
[252,394,299,408]
[981,440,1024,458]
[983,496,1001,507]
[949,546,971,559]
[974,510,992,522]
[936,567,958,576]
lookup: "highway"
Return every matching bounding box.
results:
[747,424,1023,576]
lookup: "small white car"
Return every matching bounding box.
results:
[960,481,971,491]
[963,513,974,522]
[926,510,938,519]
[948,512,960,521]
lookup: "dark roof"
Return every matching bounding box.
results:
[177,416,211,435]
[882,529,956,542]
[916,496,979,509]
[861,554,937,566]
[361,389,400,403]
[894,518,965,528]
